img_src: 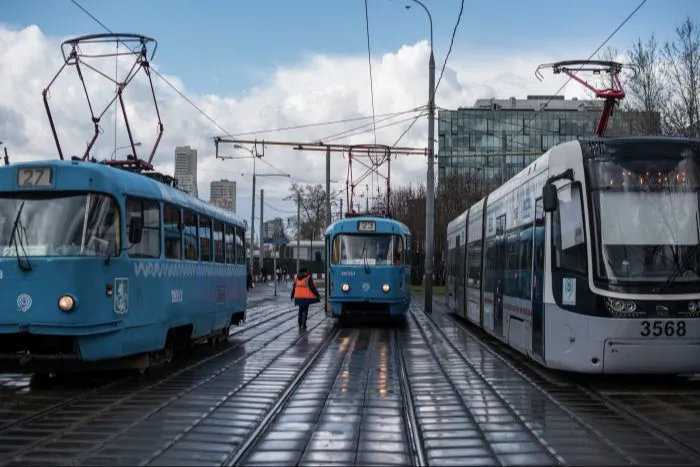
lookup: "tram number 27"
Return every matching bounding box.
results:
[640,320,686,337]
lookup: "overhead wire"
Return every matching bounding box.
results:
[363,0,378,146]
[393,0,465,148]
[69,0,368,183]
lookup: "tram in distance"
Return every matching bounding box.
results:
[0,158,249,375]
[446,136,700,374]
[324,216,412,318]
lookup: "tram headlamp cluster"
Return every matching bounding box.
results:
[382,284,390,293]
[341,283,350,292]
[689,302,699,313]
[605,297,636,313]
[58,295,76,312]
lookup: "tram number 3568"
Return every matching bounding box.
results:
[640,320,687,337]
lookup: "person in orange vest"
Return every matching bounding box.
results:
[291,267,320,330]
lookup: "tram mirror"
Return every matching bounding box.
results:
[128,217,144,244]
[542,183,558,212]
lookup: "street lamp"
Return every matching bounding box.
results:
[241,170,291,287]
[406,0,435,313]
[110,141,141,159]
[220,144,259,277]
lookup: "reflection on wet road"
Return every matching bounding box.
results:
[2,297,700,466]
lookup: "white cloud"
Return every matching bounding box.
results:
[0,24,594,224]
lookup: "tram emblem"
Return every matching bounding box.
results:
[16,294,32,313]
[114,278,129,315]
[362,283,370,292]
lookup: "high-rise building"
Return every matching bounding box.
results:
[438,95,660,191]
[174,145,198,197]
[210,179,236,213]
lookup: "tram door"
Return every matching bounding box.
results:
[531,198,545,361]
[324,235,331,317]
[494,214,507,338]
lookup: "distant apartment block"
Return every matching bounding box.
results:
[174,145,198,197]
[210,179,237,213]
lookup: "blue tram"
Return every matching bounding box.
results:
[324,216,412,318]
[0,159,248,373]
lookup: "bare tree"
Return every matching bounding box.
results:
[662,17,700,137]
[625,34,666,135]
[286,183,331,261]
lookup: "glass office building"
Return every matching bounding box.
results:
[437,95,658,192]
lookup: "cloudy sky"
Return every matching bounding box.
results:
[0,0,695,225]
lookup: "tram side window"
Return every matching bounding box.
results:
[126,197,160,258]
[235,226,245,264]
[467,240,482,287]
[213,220,225,264]
[552,184,587,274]
[393,235,404,265]
[200,216,212,262]
[164,203,182,260]
[225,224,235,264]
[183,209,199,261]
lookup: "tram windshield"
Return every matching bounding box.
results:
[0,192,120,257]
[587,144,700,289]
[331,234,404,265]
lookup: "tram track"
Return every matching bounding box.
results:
[394,327,427,467]
[0,301,297,430]
[405,308,564,466]
[234,324,422,466]
[438,305,700,465]
[0,304,329,465]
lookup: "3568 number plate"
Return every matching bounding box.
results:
[640,320,687,337]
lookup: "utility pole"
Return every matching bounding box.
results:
[425,42,436,314]
[326,145,331,228]
[296,192,301,275]
[250,172,256,278]
[259,188,264,283]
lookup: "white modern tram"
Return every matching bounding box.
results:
[446,136,700,374]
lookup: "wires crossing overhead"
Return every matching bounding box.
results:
[363,0,378,145]
[394,0,465,148]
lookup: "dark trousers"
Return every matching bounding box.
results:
[297,305,309,328]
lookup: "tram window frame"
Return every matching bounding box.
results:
[199,215,213,262]
[225,224,235,264]
[213,220,225,264]
[163,203,182,260]
[125,197,161,259]
[551,182,587,275]
[235,226,245,264]
[467,239,482,288]
[183,209,199,261]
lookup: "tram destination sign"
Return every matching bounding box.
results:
[16,167,53,187]
[357,220,376,232]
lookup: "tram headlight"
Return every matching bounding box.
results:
[342,283,350,292]
[58,295,76,312]
[382,284,390,293]
[689,302,698,313]
[605,297,636,314]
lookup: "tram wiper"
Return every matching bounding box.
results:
[8,201,32,272]
[655,213,700,293]
[361,240,370,274]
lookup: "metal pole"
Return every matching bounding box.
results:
[260,188,264,282]
[425,17,436,314]
[296,192,301,275]
[340,198,343,219]
[273,244,277,296]
[326,145,331,228]
[250,172,256,278]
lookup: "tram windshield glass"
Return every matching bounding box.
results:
[587,144,700,288]
[331,234,405,265]
[0,192,120,257]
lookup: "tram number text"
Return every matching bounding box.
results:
[640,320,686,337]
[171,289,183,303]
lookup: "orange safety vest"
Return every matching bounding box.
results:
[293,276,316,299]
